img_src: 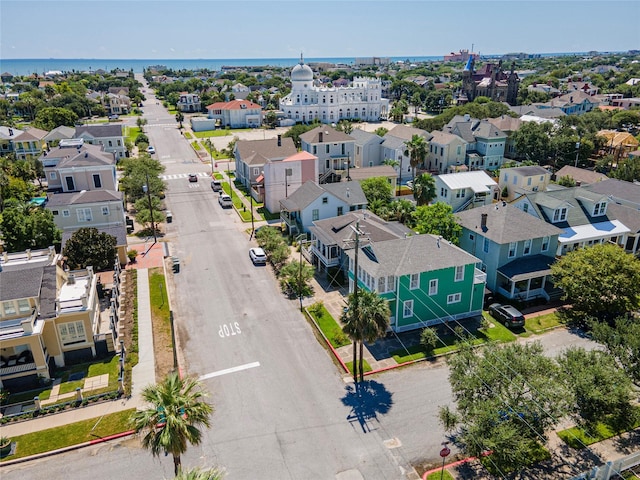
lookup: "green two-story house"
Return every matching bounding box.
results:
[345,234,486,332]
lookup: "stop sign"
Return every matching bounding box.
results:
[440,446,451,458]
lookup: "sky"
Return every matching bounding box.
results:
[1,0,639,60]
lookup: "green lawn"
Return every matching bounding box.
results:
[307,303,350,348]
[0,409,135,461]
[221,183,253,222]
[345,359,372,375]
[426,470,454,480]
[213,173,223,180]
[58,356,121,394]
[525,312,562,333]
[125,126,141,144]
[257,206,281,221]
[557,410,640,448]
[192,129,232,138]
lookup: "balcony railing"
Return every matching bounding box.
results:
[474,269,487,284]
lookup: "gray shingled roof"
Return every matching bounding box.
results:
[75,124,123,138]
[345,234,479,278]
[46,190,122,207]
[61,225,127,248]
[300,125,354,144]
[43,142,115,167]
[236,137,297,166]
[456,203,563,244]
[504,165,550,177]
[0,265,45,301]
[584,179,640,208]
[524,187,613,228]
[280,181,367,211]
[309,210,411,247]
[349,128,383,145]
[385,124,432,141]
[555,166,608,185]
[38,265,58,320]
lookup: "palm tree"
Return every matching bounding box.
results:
[404,134,428,181]
[342,290,390,383]
[175,467,224,480]
[412,173,437,206]
[131,373,213,476]
[356,290,390,382]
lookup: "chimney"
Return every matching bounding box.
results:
[319,131,323,143]
[277,134,281,147]
[437,236,442,248]
[481,213,488,231]
[67,274,75,284]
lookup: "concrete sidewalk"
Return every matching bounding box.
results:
[0,268,156,439]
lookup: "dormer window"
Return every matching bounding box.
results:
[553,207,568,223]
[593,201,607,216]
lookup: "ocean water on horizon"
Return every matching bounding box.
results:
[0,52,596,76]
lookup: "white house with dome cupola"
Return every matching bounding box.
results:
[279,55,389,124]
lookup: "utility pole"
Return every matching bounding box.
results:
[250,183,255,239]
[346,220,367,383]
[295,233,306,311]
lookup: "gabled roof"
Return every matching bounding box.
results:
[280,181,366,211]
[487,115,522,133]
[385,124,432,142]
[13,127,48,142]
[309,210,411,247]
[75,124,123,138]
[283,151,316,162]
[430,130,465,146]
[46,190,122,207]
[206,99,262,111]
[44,126,75,142]
[300,125,354,144]
[61,225,127,248]
[0,126,23,140]
[584,178,640,208]
[444,115,506,141]
[456,202,562,244]
[236,137,297,166]
[348,128,383,145]
[524,187,612,228]
[345,234,479,278]
[0,265,45,301]
[555,166,608,185]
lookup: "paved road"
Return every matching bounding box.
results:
[0,78,602,480]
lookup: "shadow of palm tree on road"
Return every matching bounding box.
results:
[341,380,393,434]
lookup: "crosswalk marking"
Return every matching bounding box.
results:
[160,172,210,180]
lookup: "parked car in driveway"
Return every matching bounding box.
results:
[218,194,233,208]
[488,303,525,329]
[249,247,267,265]
[188,173,198,182]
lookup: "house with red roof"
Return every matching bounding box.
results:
[206,99,263,128]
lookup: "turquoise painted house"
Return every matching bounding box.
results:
[345,234,486,332]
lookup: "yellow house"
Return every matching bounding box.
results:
[11,127,48,161]
[498,165,551,201]
[0,248,112,391]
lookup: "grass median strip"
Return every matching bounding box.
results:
[0,409,135,461]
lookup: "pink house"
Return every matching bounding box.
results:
[261,151,318,213]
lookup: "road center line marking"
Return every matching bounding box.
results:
[198,362,260,381]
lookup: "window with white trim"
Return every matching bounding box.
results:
[77,208,92,222]
[593,201,607,216]
[447,293,462,304]
[429,279,438,295]
[523,239,532,255]
[410,273,419,290]
[553,207,568,222]
[312,209,319,221]
[93,174,102,188]
[50,172,57,180]
[2,301,16,315]
[58,321,87,346]
[102,206,110,216]
[62,210,70,217]
[403,300,414,318]
[454,265,464,282]
[541,236,550,252]
[508,242,517,258]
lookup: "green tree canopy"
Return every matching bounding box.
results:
[0,205,60,252]
[33,106,78,130]
[118,157,165,202]
[511,121,554,162]
[412,202,462,244]
[360,176,393,205]
[62,227,117,271]
[551,243,640,320]
[591,316,640,385]
[557,346,635,428]
[445,341,568,474]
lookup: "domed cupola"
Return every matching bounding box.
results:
[291,53,314,82]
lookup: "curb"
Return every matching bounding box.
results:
[422,451,493,479]
[0,430,135,467]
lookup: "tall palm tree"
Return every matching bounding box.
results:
[412,173,437,206]
[342,290,390,383]
[175,467,224,480]
[131,373,213,476]
[356,290,390,382]
[404,134,428,181]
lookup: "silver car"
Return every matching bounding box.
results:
[249,247,267,265]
